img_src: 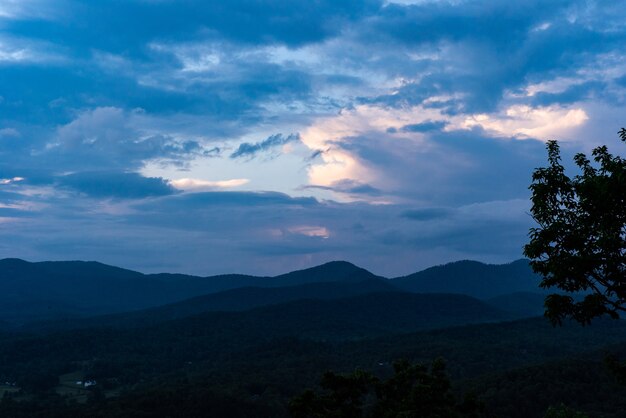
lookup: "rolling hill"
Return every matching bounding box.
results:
[392,259,543,299]
[26,278,397,331]
[0,259,378,324]
[1,257,548,326]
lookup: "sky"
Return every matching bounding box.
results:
[1,0,626,276]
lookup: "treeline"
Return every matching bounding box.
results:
[0,316,625,417]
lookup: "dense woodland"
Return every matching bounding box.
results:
[0,259,624,417]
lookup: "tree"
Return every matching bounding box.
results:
[524,128,626,325]
[543,404,589,418]
[289,359,482,418]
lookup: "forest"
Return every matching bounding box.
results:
[0,258,624,417]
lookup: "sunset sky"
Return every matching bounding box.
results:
[1,0,625,275]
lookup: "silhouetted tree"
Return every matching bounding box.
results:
[543,404,589,418]
[525,129,626,390]
[290,359,482,418]
[524,128,626,325]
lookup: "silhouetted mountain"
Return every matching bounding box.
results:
[147,261,380,291]
[0,259,379,325]
[269,261,381,286]
[1,258,543,326]
[231,292,507,339]
[486,292,547,318]
[392,259,543,299]
[0,258,149,321]
[28,279,396,331]
[30,291,508,337]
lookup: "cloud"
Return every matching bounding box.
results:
[463,105,589,140]
[0,128,20,138]
[56,171,176,199]
[47,107,216,170]
[169,178,250,191]
[297,103,565,203]
[0,0,61,20]
[401,207,452,221]
[59,1,380,49]
[230,133,300,159]
[288,225,331,239]
[355,0,626,114]
[303,179,383,198]
[529,81,607,107]
[1,0,626,276]
[394,120,449,133]
[0,177,24,185]
[136,191,318,210]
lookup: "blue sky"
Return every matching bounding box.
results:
[1,0,625,276]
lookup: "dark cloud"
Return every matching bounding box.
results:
[359,1,626,112]
[305,149,326,162]
[397,120,449,133]
[530,81,607,106]
[335,127,546,206]
[303,179,382,197]
[401,208,452,221]
[138,191,318,211]
[56,171,175,199]
[231,133,300,159]
[0,208,34,218]
[47,107,216,171]
[1,0,624,276]
[615,75,626,88]
[6,0,381,51]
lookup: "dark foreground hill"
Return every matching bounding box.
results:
[486,291,548,317]
[0,313,625,418]
[26,290,508,336]
[26,278,397,331]
[392,259,543,299]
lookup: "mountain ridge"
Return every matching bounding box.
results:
[0,257,540,325]
[391,258,542,299]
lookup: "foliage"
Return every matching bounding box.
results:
[543,404,589,418]
[605,354,626,386]
[290,359,483,418]
[0,319,624,416]
[524,128,626,325]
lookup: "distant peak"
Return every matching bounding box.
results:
[0,258,30,266]
[318,260,359,269]
[509,259,530,265]
[426,259,530,270]
[273,260,378,283]
[419,259,486,271]
[300,260,369,275]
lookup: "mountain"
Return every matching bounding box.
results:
[268,261,382,286]
[0,259,380,324]
[486,291,547,317]
[27,278,397,331]
[392,259,543,299]
[3,292,511,367]
[1,257,545,325]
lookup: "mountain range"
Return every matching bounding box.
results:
[0,257,544,326]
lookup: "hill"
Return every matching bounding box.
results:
[26,290,508,336]
[392,259,543,299]
[1,257,548,326]
[486,291,548,317]
[0,313,625,417]
[26,278,397,331]
[0,259,378,324]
